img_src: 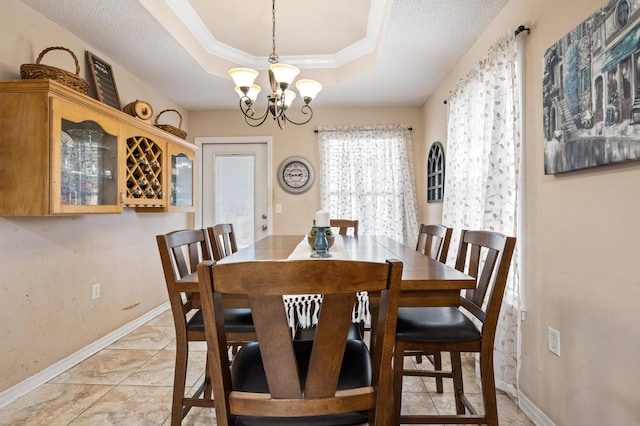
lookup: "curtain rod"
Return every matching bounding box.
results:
[443,24,531,105]
[514,25,531,36]
[314,126,412,133]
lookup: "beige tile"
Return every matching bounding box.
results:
[67,385,173,425]
[179,406,217,425]
[144,310,174,327]
[190,341,208,352]
[401,352,482,395]
[0,383,112,425]
[120,349,177,387]
[49,349,158,385]
[496,394,535,425]
[163,339,207,352]
[107,325,175,350]
[402,375,428,393]
[400,391,439,416]
[122,349,207,390]
[430,391,484,415]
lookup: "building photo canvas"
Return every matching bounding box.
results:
[543,0,640,173]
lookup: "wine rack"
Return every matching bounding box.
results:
[125,136,165,207]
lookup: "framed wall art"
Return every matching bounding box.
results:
[543,0,640,174]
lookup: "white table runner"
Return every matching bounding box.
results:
[287,234,351,260]
[284,235,369,329]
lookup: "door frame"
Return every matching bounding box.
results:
[194,136,273,233]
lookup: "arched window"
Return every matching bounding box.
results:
[427,142,445,203]
[616,0,630,27]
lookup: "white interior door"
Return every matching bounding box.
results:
[199,138,271,249]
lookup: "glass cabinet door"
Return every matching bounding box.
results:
[170,152,194,210]
[57,118,119,212]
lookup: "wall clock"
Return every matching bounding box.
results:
[277,156,315,194]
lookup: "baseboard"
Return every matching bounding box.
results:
[496,378,554,426]
[0,302,170,409]
[518,390,556,426]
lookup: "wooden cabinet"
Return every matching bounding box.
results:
[167,144,195,212]
[0,80,196,215]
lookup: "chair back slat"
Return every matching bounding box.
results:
[305,293,356,397]
[455,230,516,330]
[207,223,238,260]
[330,219,359,236]
[248,294,303,399]
[416,224,452,263]
[161,229,210,279]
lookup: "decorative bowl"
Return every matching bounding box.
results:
[308,234,335,250]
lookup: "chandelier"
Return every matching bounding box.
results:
[228,0,322,129]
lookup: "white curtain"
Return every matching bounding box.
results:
[443,33,524,400]
[318,124,419,247]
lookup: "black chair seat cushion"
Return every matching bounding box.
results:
[395,307,481,343]
[231,340,371,426]
[186,308,253,333]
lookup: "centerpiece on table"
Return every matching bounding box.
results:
[309,210,333,258]
[307,226,334,250]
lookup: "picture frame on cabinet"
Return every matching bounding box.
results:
[86,51,121,110]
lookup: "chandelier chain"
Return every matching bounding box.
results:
[269,0,279,64]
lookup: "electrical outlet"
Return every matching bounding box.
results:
[548,327,560,356]
[275,203,282,214]
[92,283,101,300]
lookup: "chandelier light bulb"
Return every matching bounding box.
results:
[269,63,300,87]
[235,85,261,103]
[295,79,322,103]
[228,68,259,92]
[283,89,296,108]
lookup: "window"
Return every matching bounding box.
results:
[427,142,445,203]
[580,67,591,95]
[617,0,630,27]
[317,125,419,247]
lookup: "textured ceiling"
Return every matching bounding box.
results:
[19,0,509,110]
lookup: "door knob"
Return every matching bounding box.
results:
[262,214,267,219]
[262,225,268,231]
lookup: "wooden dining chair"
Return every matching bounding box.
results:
[206,223,239,261]
[197,258,403,426]
[393,230,516,425]
[412,224,453,390]
[415,223,452,263]
[330,218,359,236]
[156,229,255,425]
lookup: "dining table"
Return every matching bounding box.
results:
[177,234,475,310]
[183,234,474,422]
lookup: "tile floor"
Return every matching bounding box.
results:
[0,309,535,425]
